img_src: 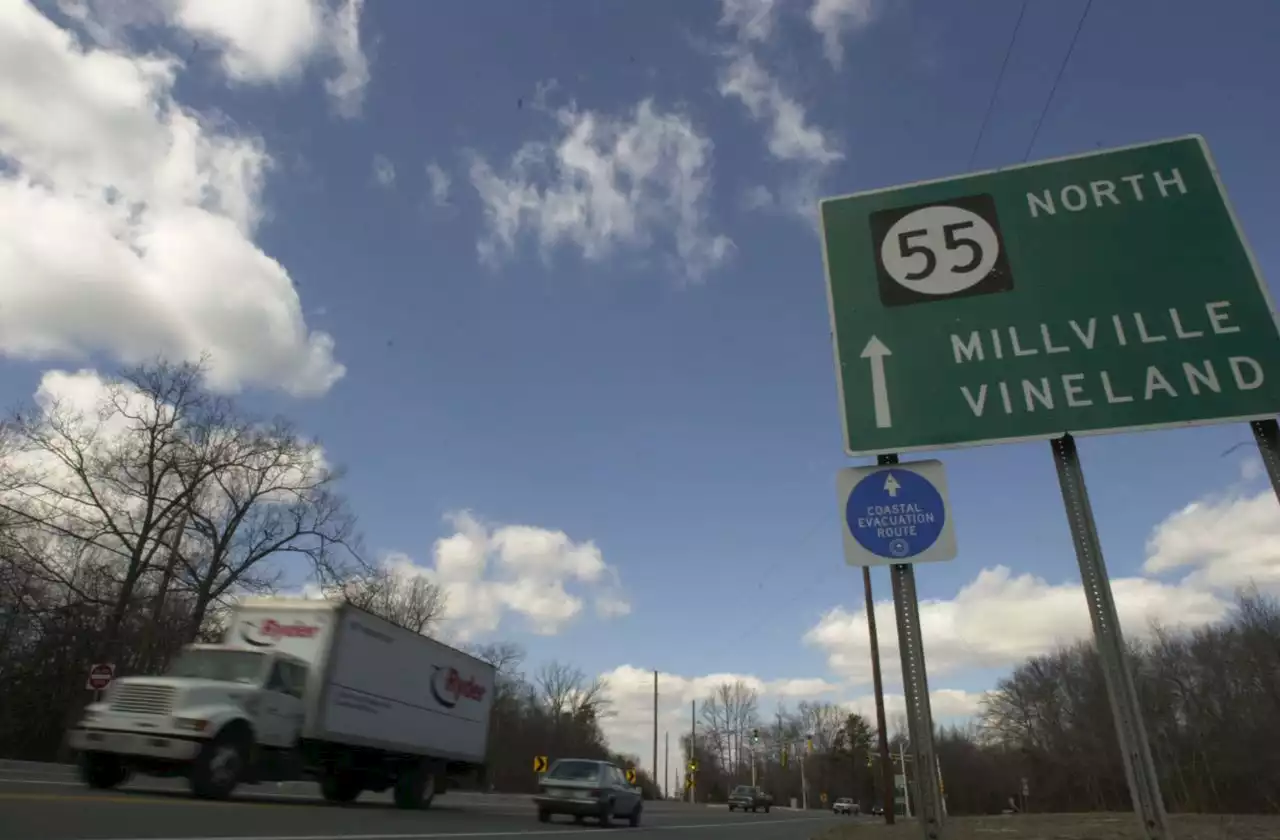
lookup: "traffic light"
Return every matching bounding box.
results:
[751,728,759,743]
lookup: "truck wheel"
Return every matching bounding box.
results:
[320,771,362,804]
[190,728,248,800]
[392,765,435,810]
[79,752,129,789]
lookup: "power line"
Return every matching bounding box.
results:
[967,0,1029,171]
[1023,0,1096,162]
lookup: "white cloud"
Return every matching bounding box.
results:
[322,0,369,120]
[425,161,451,206]
[387,512,631,641]
[371,153,395,188]
[714,0,850,222]
[166,0,370,117]
[598,665,842,775]
[718,51,842,167]
[717,0,779,43]
[468,98,733,281]
[808,0,877,69]
[1143,489,1280,592]
[805,565,1229,686]
[807,487,1280,687]
[0,1,343,396]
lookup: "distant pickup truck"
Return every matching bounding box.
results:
[727,785,773,813]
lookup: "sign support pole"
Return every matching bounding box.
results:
[862,564,895,825]
[1250,419,1280,506]
[880,454,945,840]
[1051,434,1170,840]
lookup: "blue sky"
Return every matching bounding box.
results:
[3,0,1280,769]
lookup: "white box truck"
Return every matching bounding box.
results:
[68,598,495,807]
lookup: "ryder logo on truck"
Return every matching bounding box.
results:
[240,618,320,648]
[430,666,487,708]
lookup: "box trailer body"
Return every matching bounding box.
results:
[68,598,494,807]
[228,600,494,763]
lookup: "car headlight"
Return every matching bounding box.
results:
[173,717,210,732]
[79,711,99,725]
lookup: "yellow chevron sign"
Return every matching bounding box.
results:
[533,755,548,773]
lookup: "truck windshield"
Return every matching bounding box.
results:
[167,649,265,684]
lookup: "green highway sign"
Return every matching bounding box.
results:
[820,135,1280,456]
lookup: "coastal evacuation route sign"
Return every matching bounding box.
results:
[837,459,956,568]
[820,135,1280,456]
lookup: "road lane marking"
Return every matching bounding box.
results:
[0,782,529,809]
[0,792,279,808]
[19,818,833,840]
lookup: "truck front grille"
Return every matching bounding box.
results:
[109,684,176,716]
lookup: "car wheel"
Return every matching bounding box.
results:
[764,806,771,813]
[729,805,736,811]
[599,801,613,828]
[537,808,550,823]
[629,802,642,827]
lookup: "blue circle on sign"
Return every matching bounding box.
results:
[845,468,946,560]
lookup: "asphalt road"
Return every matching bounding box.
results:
[0,761,850,840]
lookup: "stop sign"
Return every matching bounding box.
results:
[85,663,115,691]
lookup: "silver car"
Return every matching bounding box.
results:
[532,758,643,827]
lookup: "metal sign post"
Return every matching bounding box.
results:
[1250,418,1280,504]
[1052,434,1169,839]
[884,458,946,840]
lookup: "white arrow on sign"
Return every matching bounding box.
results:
[884,474,900,497]
[860,336,892,429]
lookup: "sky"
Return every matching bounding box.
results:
[3,0,1280,782]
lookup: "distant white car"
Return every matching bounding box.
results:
[832,797,857,815]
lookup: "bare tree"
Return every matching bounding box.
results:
[336,564,447,635]
[173,417,365,639]
[0,361,229,657]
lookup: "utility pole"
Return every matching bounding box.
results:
[863,565,895,825]
[653,670,658,788]
[664,731,669,799]
[689,700,696,803]
[800,748,808,810]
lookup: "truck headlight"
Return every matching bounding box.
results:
[173,717,210,732]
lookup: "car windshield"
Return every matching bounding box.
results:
[837,798,852,804]
[732,786,754,795]
[546,760,601,782]
[166,649,265,684]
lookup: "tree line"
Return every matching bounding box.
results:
[680,591,1280,815]
[0,360,657,796]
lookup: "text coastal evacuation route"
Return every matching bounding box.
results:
[820,136,1280,456]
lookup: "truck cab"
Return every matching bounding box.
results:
[71,644,309,798]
